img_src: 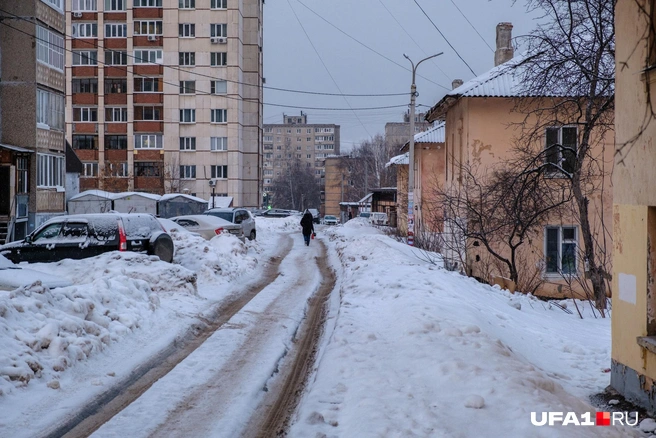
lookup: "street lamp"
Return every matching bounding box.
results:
[209,179,216,208]
[403,52,443,246]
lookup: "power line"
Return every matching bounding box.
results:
[0,8,409,99]
[447,0,494,52]
[411,0,477,76]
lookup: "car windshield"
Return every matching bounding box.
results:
[206,211,234,222]
[325,216,336,220]
[359,213,370,218]
[122,215,160,239]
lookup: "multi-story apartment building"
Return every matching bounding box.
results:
[66,0,263,207]
[262,112,340,199]
[384,110,431,152]
[0,0,67,242]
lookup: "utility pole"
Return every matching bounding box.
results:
[403,52,443,246]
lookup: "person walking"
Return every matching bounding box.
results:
[300,209,315,246]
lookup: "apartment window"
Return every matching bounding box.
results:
[73,107,98,122]
[72,0,97,11]
[296,129,301,134]
[72,78,98,93]
[307,154,312,159]
[104,0,126,10]
[179,52,195,66]
[264,136,273,142]
[72,135,97,150]
[134,49,163,64]
[105,23,127,38]
[72,50,97,66]
[106,162,128,177]
[264,153,272,159]
[306,137,311,142]
[106,107,127,122]
[16,157,28,194]
[545,127,577,174]
[105,78,127,94]
[210,24,227,38]
[134,0,161,6]
[134,20,162,36]
[36,27,64,71]
[545,226,578,276]
[211,165,228,179]
[36,89,64,130]
[179,81,196,94]
[307,128,312,134]
[134,161,162,176]
[179,0,195,9]
[210,52,227,66]
[135,106,162,121]
[37,154,64,187]
[211,109,227,123]
[105,135,127,150]
[264,169,273,176]
[210,80,227,95]
[211,137,228,151]
[41,0,63,11]
[71,23,97,38]
[179,109,196,123]
[105,50,128,65]
[134,134,163,149]
[134,77,162,92]
[82,162,99,178]
[180,137,196,150]
[179,23,195,37]
[264,127,272,133]
[211,0,226,8]
[180,165,196,179]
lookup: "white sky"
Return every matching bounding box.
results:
[263,0,541,149]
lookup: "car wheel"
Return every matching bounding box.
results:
[150,234,174,263]
[249,230,256,240]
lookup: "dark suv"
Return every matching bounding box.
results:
[0,213,174,264]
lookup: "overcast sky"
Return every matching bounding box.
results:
[262,0,541,150]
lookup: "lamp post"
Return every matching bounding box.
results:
[403,52,442,246]
[209,179,216,208]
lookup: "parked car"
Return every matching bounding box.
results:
[157,218,200,237]
[323,215,339,225]
[359,212,371,219]
[370,212,389,226]
[170,215,245,241]
[0,213,174,264]
[0,255,73,291]
[260,208,292,218]
[308,208,321,224]
[204,207,256,240]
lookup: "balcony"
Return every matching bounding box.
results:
[72,123,98,133]
[134,93,163,104]
[133,7,163,19]
[72,66,98,77]
[104,39,127,50]
[134,121,163,132]
[105,93,127,105]
[104,66,128,77]
[104,12,127,21]
[74,149,99,161]
[36,189,65,212]
[134,36,163,47]
[72,39,98,49]
[134,65,163,76]
[104,123,128,134]
[72,93,98,105]
[105,149,128,161]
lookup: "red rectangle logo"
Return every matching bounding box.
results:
[596,412,610,426]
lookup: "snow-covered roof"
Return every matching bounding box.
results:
[386,153,409,167]
[447,55,529,98]
[159,193,208,204]
[209,196,233,208]
[112,192,161,201]
[414,121,445,143]
[69,190,116,201]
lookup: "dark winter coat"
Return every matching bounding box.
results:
[300,212,315,236]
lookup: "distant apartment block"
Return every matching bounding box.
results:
[0,0,67,242]
[385,110,431,151]
[262,112,340,195]
[65,0,263,207]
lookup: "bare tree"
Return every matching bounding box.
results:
[269,156,321,210]
[512,0,615,309]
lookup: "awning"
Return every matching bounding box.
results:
[0,143,33,153]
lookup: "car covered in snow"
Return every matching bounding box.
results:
[0,213,174,264]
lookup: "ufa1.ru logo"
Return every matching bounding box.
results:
[530,411,638,426]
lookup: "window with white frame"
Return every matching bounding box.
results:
[179,23,195,37]
[211,109,227,123]
[211,137,227,151]
[134,106,162,121]
[179,0,195,9]
[36,26,64,70]
[211,80,227,94]
[306,128,311,134]
[264,179,271,184]
[134,134,163,149]
[210,52,227,66]
[82,162,99,177]
[72,0,97,11]
[72,50,97,65]
[134,0,162,6]
[104,0,126,11]
[134,77,162,92]
[180,165,196,179]
[134,49,163,64]
[180,137,196,150]
[545,226,578,276]
[73,107,98,122]
[134,20,162,35]
[179,52,195,66]
[264,169,273,176]
[179,109,196,123]
[37,154,64,187]
[106,162,128,177]
[263,135,273,142]
[41,0,63,11]
[210,23,227,37]
[134,161,162,176]
[105,23,127,38]
[264,127,272,133]
[179,81,195,94]
[72,135,97,150]
[211,0,226,8]
[545,126,577,174]
[105,50,127,65]
[37,89,64,130]
[71,23,97,38]
[105,107,127,122]
[211,165,228,179]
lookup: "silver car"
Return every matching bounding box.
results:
[323,215,339,225]
[204,208,257,240]
[169,215,245,241]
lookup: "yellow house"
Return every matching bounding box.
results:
[611,0,656,412]
[424,24,614,297]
